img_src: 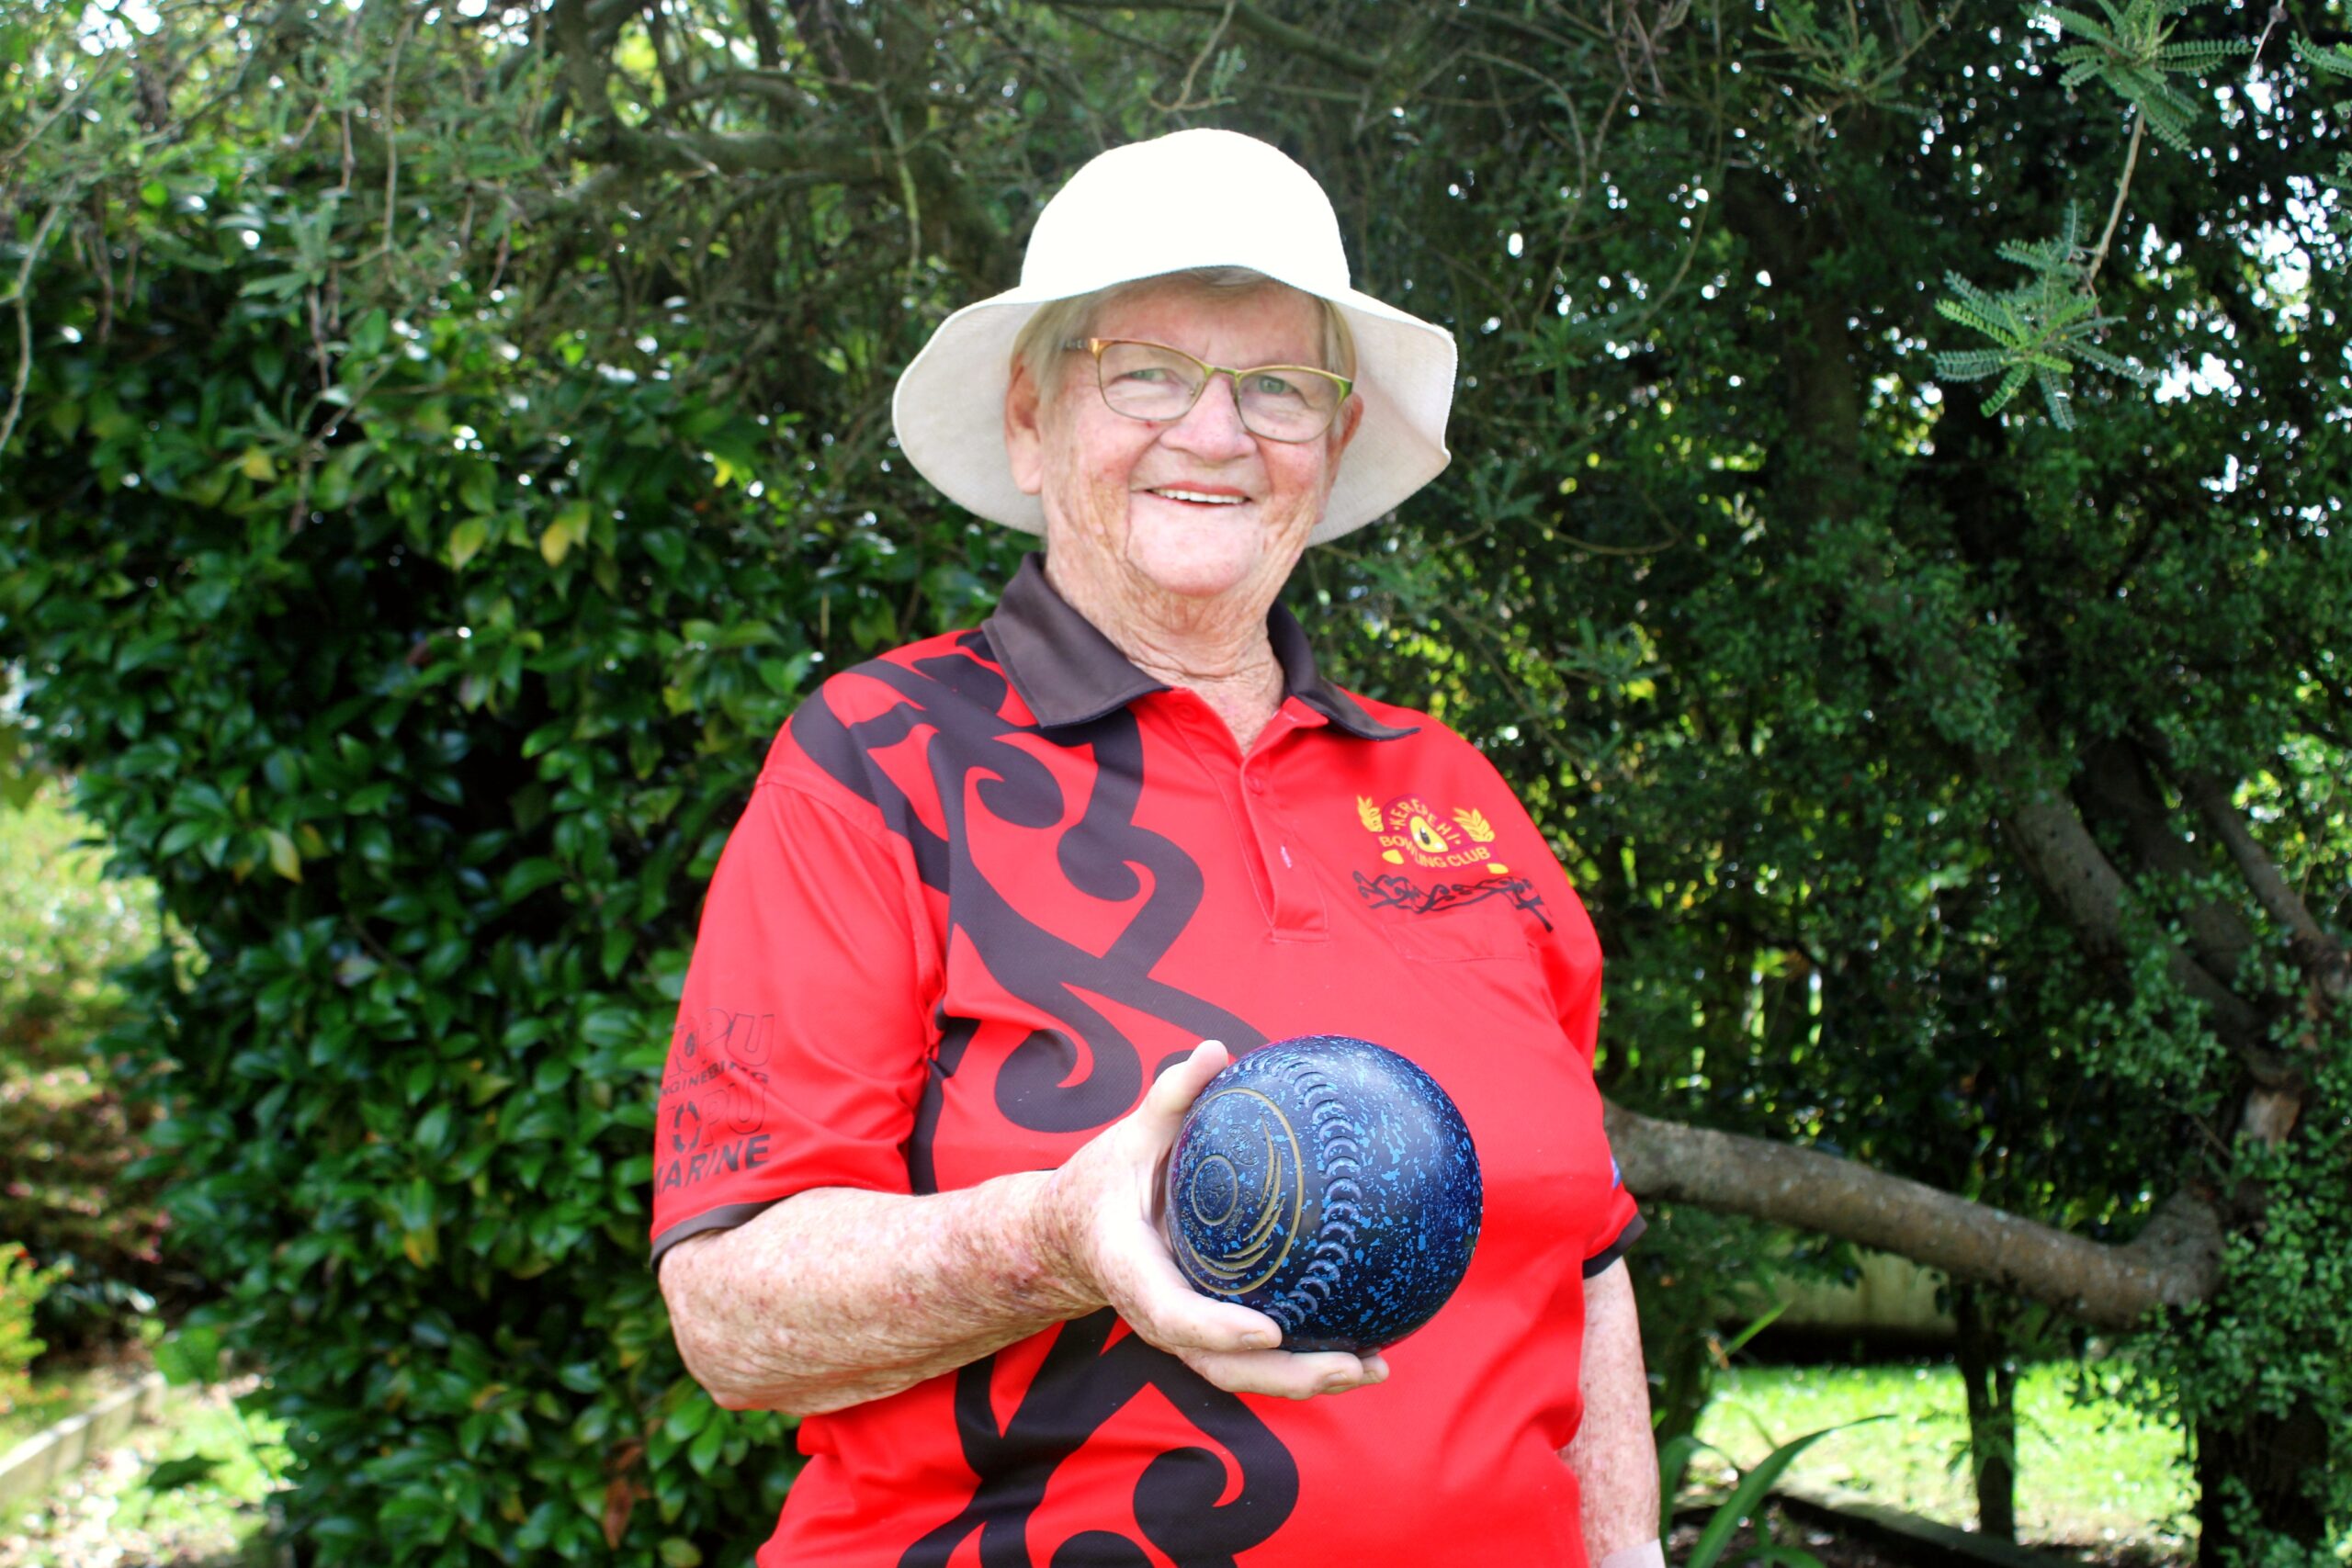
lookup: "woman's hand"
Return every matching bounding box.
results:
[1032,1039,1389,1400]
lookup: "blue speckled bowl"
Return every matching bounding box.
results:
[1164,1034,1482,1354]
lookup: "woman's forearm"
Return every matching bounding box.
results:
[658,1173,1096,1416]
[654,1043,1388,1416]
[1566,1259,1659,1562]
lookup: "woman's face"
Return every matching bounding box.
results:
[1006,278,1361,612]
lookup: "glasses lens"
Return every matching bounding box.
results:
[1234,369,1341,442]
[1097,342,1204,421]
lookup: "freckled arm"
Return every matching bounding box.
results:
[656,1043,1388,1416]
[1563,1259,1660,1565]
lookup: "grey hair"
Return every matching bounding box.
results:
[1011,266,1358,401]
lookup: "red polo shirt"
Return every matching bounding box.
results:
[650,556,1641,1568]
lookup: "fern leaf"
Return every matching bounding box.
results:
[1979,364,2030,416]
[1935,297,2019,344]
[1930,348,2011,382]
[2141,100,2196,152]
[2041,6,2120,48]
[2073,343,2155,383]
[2036,372,2077,430]
[2158,39,2249,69]
[2056,58,2109,93]
[2293,38,2352,80]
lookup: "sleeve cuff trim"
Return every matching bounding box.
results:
[649,1200,783,1272]
[1581,1212,1646,1279]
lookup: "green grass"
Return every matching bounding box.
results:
[1692,1360,2195,1556]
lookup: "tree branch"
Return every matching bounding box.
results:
[2076,738,2258,984]
[1605,1102,2222,1331]
[1,197,67,460]
[1998,767,2275,1059]
[1046,0,1381,78]
[2083,112,2143,298]
[588,126,882,180]
[742,0,786,70]
[2180,771,2342,964]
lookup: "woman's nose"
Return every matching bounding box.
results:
[1162,374,1257,459]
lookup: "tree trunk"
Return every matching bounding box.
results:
[1604,1102,2222,1329]
[2194,1396,2331,1566]
[1952,1286,2018,1544]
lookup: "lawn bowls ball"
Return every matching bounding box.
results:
[1165,1034,1482,1354]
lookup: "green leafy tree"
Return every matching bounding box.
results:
[1,1,2346,1564]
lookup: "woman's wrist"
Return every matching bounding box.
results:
[1004,1167,1106,1318]
[1598,1542,1665,1568]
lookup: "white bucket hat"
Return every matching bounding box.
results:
[891,129,1457,545]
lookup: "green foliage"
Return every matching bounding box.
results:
[1758,0,1938,119]
[1932,207,2155,425]
[2039,0,2250,152]
[1679,1419,1886,1568]
[7,277,806,1552]
[1925,0,2252,424]
[0,1244,62,1415]
[2293,38,2352,82]
[0,784,178,1348]
[0,8,939,1556]
[2120,1038,2352,1565]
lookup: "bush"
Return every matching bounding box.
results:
[0,784,183,1350]
[0,15,1008,1560]
[0,1244,63,1416]
[4,239,807,1564]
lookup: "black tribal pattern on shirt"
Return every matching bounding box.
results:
[790,631,1296,1567]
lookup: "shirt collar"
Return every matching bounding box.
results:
[981,554,1415,741]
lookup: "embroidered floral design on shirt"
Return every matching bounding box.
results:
[1352,870,1552,931]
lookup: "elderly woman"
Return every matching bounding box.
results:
[650,130,1659,1568]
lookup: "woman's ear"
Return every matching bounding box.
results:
[1329,392,1366,464]
[1005,359,1046,497]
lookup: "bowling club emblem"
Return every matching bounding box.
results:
[1354,794,1510,877]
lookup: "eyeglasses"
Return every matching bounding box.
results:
[1064,338,1353,443]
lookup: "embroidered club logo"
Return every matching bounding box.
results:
[1354,794,1510,876]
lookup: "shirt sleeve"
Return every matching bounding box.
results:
[647,767,939,1268]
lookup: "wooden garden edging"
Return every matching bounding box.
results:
[0,1373,167,1515]
[1772,1478,2079,1568]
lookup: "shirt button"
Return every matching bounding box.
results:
[1246,775,1266,795]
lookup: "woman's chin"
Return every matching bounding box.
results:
[1125,553,1261,604]
[1123,525,1298,604]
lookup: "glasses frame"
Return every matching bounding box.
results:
[1063,337,1354,444]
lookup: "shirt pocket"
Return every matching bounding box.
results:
[1351,867,1547,964]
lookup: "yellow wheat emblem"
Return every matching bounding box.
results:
[1355,795,1383,832]
[1453,807,1496,843]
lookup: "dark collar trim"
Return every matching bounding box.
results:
[983,555,1168,729]
[1267,602,1418,741]
[983,554,1415,741]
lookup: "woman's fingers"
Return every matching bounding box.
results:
[1136,1038,1229,1133]
[1181,1346,1389,1400]
[1093,1209,1280,1352]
